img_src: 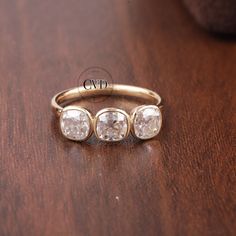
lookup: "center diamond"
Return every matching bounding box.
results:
[95,109,129,141]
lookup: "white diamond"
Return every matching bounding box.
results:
[133,105,161,139]
[96,110,128,141]
[60,108,91,141]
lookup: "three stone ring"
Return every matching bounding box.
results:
[51,84,163,142]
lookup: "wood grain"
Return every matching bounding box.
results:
[0,0,235,235]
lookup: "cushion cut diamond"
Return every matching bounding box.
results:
[96,109,128,141]
[133,105,162,139]
[60,108,91,141]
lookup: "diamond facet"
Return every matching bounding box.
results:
[133,105,162,139]
[95,109,129,141]
[60,107,91,141]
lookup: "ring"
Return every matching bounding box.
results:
[51,84,163,142]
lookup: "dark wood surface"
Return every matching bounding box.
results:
[0,0,235,235]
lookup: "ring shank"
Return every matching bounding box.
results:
[51,84,162,116]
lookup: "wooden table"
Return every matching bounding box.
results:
[0,0,235,235]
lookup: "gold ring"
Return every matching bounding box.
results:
[51,84,163,142]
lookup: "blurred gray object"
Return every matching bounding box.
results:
[184,0,236,34]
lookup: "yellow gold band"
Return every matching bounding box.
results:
[51,84,163,142]
[51,84,162,116]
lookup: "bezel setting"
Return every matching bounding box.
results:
[60,105,93,141]
[94,108,131,142]
[58,105,162,142]
[131,105,162,140]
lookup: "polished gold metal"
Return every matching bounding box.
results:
[51,84,162,116]
[51,84,163,142]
